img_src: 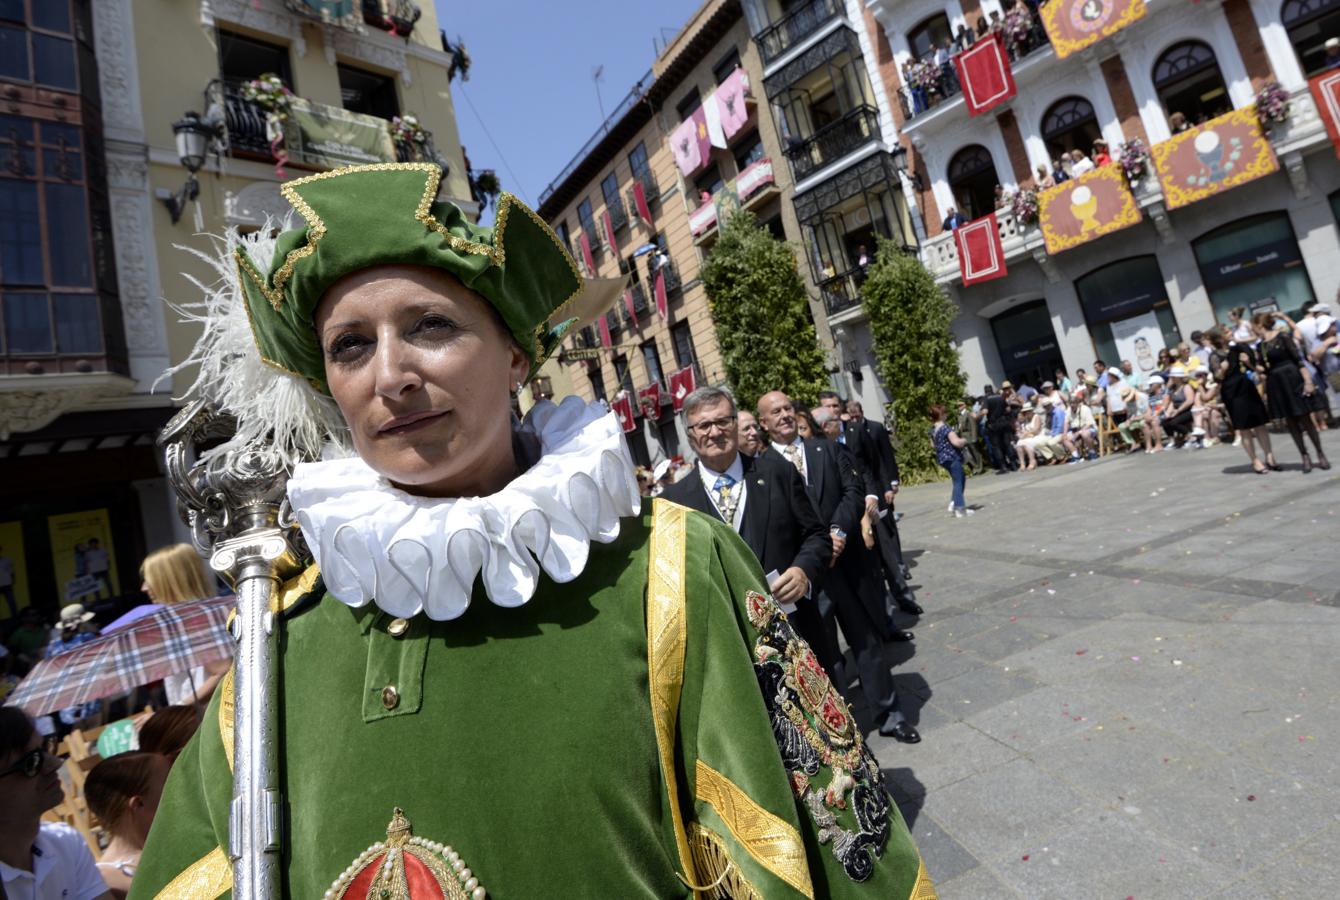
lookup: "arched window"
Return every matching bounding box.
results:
[1282,0,1340,77]
[1153,41,1230,127]
[947,145,1001,220]
[908,13,953,60]
[1041,96,1102,161]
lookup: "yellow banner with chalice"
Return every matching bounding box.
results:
[1038,163,1142,255]
[1151,105,1278,210]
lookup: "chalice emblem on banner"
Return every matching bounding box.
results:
[1189,130,1243,186]
[1069,185,1100,232]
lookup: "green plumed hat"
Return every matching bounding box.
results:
[235,163,583,394]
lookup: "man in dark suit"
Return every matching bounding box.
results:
[758,391,920,742]
[660,386,840,671]
[838,398,923,617]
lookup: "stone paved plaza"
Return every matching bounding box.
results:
[860,443,1340,898]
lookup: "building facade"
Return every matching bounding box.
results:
[0,0,470,620]
[864,0,1340,392]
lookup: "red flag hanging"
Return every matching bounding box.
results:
[623,289,639,330]
[953,33,1016,117]
[653,269,668,320]
[1310,70,1340,160]
[669,366,697,412]
[578,231,596,274]
[611,393,636,433]
[632,181,654,228]
[637,383,661,420]
[598,314,612,348]
[603,209,620,258]
[955,213,1007,285]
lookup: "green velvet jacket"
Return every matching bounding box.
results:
[131,500,933,899]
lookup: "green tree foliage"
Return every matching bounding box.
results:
[700,210,830,412]
[861,238,967,481]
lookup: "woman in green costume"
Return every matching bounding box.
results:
[131,163,932,899]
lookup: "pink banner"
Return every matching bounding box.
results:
[598,314,612,348]
[632,181,654,227]
[736,157,775,201]
[716,67,752,140]
[669,110,710,177]
[603,209,620,258]
[654,268,668,320]
[623,288,638,330]
[578,231,596,274]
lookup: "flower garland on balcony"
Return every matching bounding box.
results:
[1002,7,1034,56]
[1011,188,1039,226]
[241,73,292,176]
[1117,139,1150,185]
[1255,82,1290,130]
[390,114,429,160]
[909,59,941,97]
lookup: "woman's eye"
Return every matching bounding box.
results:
[416,315,457,333]
[327,334,367,360]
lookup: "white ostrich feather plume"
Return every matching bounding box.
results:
[161,222,350,465]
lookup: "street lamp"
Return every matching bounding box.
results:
[161,111,216,225]
[889,141,924,192]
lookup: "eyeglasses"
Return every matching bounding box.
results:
[0,736,61,779]
[687,415,737,435]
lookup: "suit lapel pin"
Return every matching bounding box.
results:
[756,479,764,486]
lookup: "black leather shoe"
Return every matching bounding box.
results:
[898,600,924,616]
[879,718,921,742]
[889,629,915,642]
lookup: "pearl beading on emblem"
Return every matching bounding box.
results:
[326,813,488,899]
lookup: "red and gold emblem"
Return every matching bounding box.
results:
[326,809,488,900]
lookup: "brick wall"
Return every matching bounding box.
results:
[1222,0,1275,91]
[995,109,1033,187]
[1100,55,1149,147]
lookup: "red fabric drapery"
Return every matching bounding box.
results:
[955,213,1008,285]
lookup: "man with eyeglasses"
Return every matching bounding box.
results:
[661,386,839,670]
[0,708,113,899]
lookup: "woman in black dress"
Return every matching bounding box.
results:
[1254,311,1330,472]
[1217,342,1276,473]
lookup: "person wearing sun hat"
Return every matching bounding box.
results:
[131,164,929,898]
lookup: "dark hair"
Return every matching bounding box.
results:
[1190,330,1203,342]
[795,408,820,436]
[816,390,842,404]
[138,705,200,759]
[928,404,947,422]
[0,707,36,762]
[85,752,160,835]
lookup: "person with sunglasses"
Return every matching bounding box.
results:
[0,707,114,899]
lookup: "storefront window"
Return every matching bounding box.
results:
[989,300,1062,388]
[1192,213,1316,321]
[1075,256,1182,375]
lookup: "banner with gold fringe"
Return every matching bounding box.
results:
[1038,164,1141,255]
[1309,70,1340,161]
[1041,0,1146,60]
[1151,105,1278,210]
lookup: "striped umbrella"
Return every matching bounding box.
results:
[5,595,235,717]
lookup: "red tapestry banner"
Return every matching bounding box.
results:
[637,383,661,420]
[669,366,697,412]
[632,181,655,228]
[611,393,636,433]
[1150,105,1278,210]
[622,288,638,330]
[953,33,1016,117]
[1309,70,1340,160]
[598,313,612,348]
[955,214,1007,285]
[603,209,620,259]
[653,268,669,320]
[1041,0,1146,60]
[1038,163,1141,255]
[578,231,596,274]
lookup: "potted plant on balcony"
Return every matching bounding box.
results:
[1117,139,1150,189]
[241,73,292,175]
[1011,188,1039,226]
[390,113,430,160]
[1003,6,1034,57]
[1255,81,1290,131]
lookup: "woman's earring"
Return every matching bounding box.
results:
[515,380,524,396]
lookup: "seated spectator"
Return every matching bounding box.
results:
[1191,364,1220,446]
[1054,367,1073,394]
[1036,164,1056,189]
[1064,394,1099,460]
[5,607,48,675]
[0,707,114,899]
[1069,148,1095,176]
[1160,365,1197,445]
[48,604,102,730]
[1038,396,1070,463]
[1117,384,1162,453]
[136,705,199,765]
[84,752,172,898]
[1092,140,1112,166]
[1119,358,1146,390]
[1154,348,1173,379]
[1015,381,1039,404]
[1015,404,1045,470]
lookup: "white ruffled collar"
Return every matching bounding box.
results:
[287,397,641,620]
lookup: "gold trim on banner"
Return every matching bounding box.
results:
[694,759,814,898]
[1041,0,1146,59]
[910,856,938,900]
[1037,164,1142,255]
[1150,105,1279,210]
[647,499,696,886]
[154,845,231,900]
[218,665,234,773]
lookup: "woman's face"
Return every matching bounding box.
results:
[315,265,529,498]
[795,416,813,439]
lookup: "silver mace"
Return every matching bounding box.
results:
[160,399,306,899]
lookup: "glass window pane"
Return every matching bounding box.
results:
[44,182,91,286]
[0,25,28,81]
[43,147,81,180]
[39,122,80,148]
[53,292,99,352]
[32,1,71,33]
[0,179,43,285]
[0,0,24,22]
[32,34,76,90]
[3,292,52,352]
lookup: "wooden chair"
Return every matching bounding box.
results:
[1097,412,1122,456]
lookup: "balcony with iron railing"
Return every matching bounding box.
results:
[784,105,880,180]
[818,267,865,317]
[898,25,1050,122]
[755,0,844,65]
[606,194,629,232]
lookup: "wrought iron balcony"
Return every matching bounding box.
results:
[627,282,650,321]
[755,0,843,65]
[818,267,865,317]
[220,83,273,160]
[784,105,880,180]
[606,194,628,232]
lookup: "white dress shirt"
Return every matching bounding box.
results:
[771,438,808,485]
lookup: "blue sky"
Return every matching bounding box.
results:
[436,0,703,222]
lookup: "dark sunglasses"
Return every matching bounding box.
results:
[0,736,62,779]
